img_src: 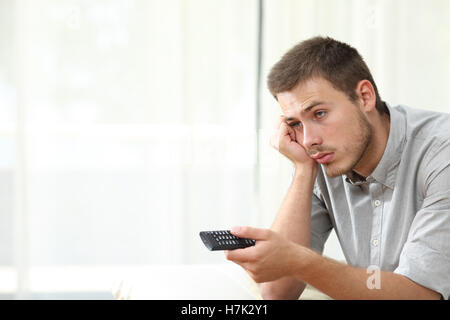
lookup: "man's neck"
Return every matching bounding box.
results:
[353,111,391,178]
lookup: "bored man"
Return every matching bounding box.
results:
[225,36,450,300]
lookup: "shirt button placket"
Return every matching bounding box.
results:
[370,182,383,267]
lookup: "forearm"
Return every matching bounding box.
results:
[294,247,441,300]
[271,165,316,244]
[260,165,316,299]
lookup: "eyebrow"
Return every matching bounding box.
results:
[284,101,326,122]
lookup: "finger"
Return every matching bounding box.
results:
[226,256,252,276]
[270,121,291,150]
[230,226,271,240]
[279,122,296,142]
[225,247,255,263]
[269,116,286,149]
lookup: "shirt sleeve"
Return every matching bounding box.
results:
[310,184,333,255]
[393,139,450,300]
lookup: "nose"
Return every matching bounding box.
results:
[302,124,322,150]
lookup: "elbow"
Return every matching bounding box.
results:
[259,283,302,300]
[259,286,278,300]
[260,291,287,300]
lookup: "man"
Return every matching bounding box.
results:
[225,36,450,300]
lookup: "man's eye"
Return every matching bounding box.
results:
[315,110,327,118]
[289,122,302,128]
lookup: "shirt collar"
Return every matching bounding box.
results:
[345,102,406,189]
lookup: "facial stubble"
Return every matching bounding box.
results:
[323,109,373,178]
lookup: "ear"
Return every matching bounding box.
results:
[356,80,376,112]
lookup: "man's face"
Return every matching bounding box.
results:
[277,77,373,177]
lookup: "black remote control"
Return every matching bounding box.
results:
[199,230,256,251]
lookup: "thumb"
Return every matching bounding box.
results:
[230,226,271,240]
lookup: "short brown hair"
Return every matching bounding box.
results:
[267,36,388,115]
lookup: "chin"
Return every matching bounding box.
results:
[323,161,352,178]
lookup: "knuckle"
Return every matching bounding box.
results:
[240,226,249,234]
[225,251,235,261]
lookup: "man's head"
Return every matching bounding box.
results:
[268,37,389,177]
[268,36,387,115]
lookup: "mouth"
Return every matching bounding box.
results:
[311,152,334,164]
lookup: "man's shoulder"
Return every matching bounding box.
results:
[394,105,450,185]
[393,104,450,141]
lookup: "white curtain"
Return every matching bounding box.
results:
[1,0,258,299]
[0,0,449,299]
